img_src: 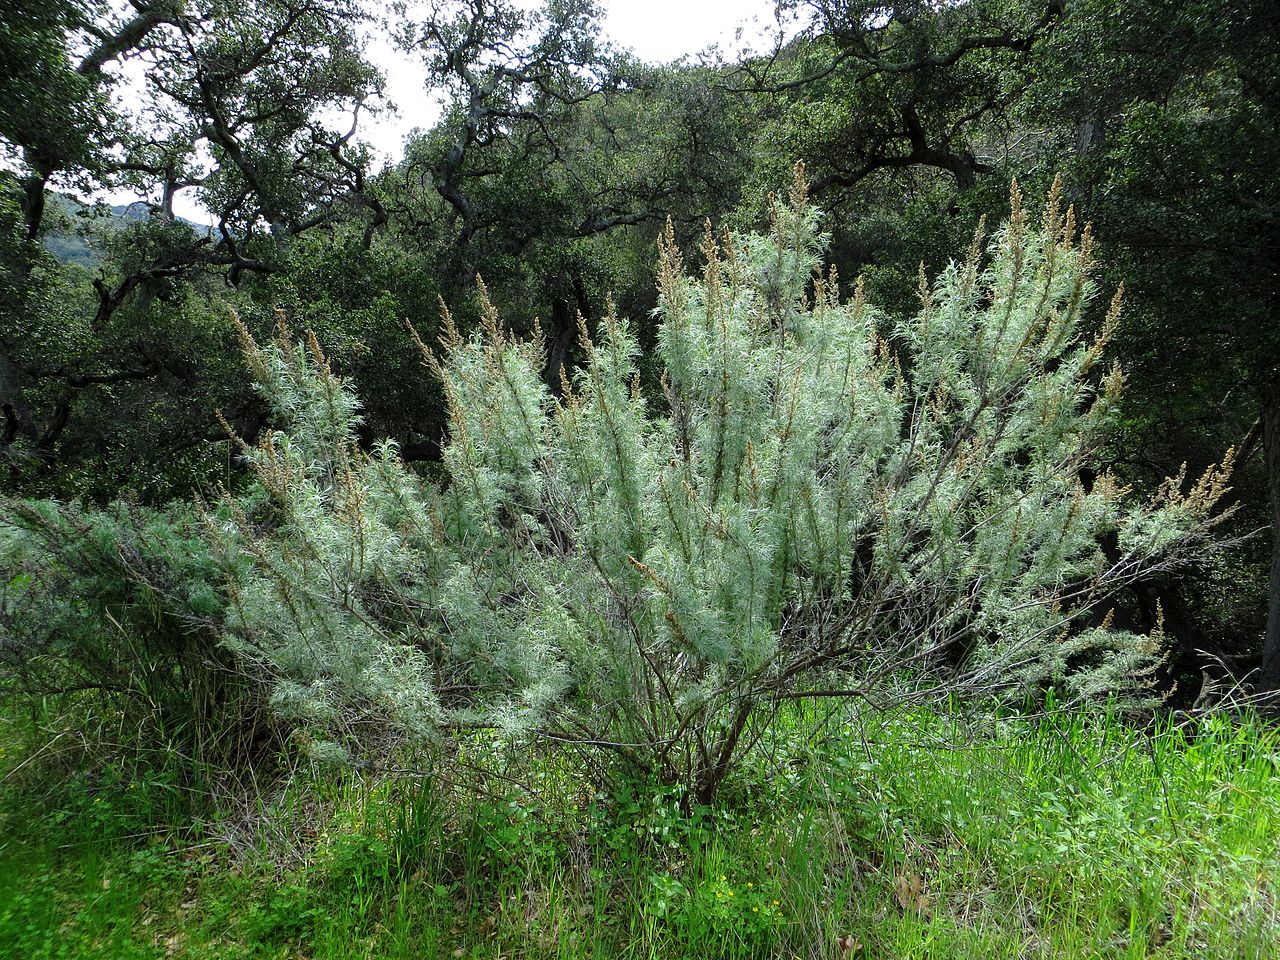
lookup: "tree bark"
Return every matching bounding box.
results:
[544,294,573,395]
[1261,376,1280,686]
[20,166,49,242]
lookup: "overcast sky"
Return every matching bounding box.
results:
[106,0,785,221]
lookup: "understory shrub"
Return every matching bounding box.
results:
[1,169,1233,802]
[0,498,273,774]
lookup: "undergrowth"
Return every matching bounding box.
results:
[1,701,1276,959]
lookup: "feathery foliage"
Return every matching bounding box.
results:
[204,168,1230,801]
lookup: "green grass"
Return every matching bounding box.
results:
[1,703,1277,959]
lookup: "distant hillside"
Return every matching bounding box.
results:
[42,195,207,269]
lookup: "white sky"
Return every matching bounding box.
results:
[106,0,786,222]
[605,0,783,62]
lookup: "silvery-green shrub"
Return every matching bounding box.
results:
[209,169,1233,800]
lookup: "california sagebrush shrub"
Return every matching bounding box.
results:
[0,498,271,772]
[205,168,1231,802]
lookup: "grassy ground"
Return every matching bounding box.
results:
[1,702,1276,959]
